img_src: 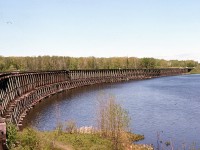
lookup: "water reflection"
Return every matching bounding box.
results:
[23,74,200,148]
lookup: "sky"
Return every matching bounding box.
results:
[0,0,200,61]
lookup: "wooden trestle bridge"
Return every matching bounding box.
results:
[0,68,193,145]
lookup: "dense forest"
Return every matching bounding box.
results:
[0,56,198,72]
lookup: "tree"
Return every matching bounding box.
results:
[97,95,131,150]
[139,57,156,68]
[185,60,198,67]
[0,56,198,71]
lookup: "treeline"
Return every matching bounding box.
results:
[0,56,198,72]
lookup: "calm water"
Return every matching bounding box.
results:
[23,74,200,148]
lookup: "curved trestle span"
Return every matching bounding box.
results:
[0,68,192,127]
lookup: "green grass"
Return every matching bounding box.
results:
[44,131,114,150]
[11,128,146,150]
[190,65,200,74]
[12,128,113,150]
[60,133,112,150]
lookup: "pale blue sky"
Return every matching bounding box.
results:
[0,0,200,60]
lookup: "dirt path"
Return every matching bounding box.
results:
[39,134,74,150]
[53,141,74,150]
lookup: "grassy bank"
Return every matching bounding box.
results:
[190,65,200,74]
[8,96,153,150]
[10,128,151,150]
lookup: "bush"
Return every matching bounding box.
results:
[65,120,77,134]
[18,128,39,150]
[55,122,63,136]
[97,95,131,149]
[6,122,17,149]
